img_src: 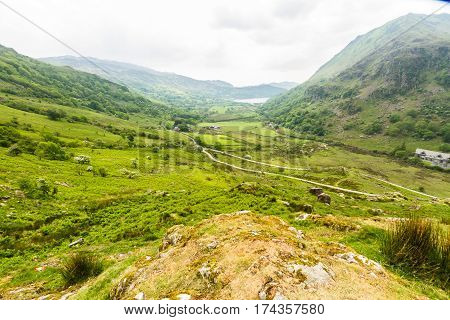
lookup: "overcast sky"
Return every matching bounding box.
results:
[0,0,449,86]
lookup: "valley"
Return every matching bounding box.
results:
[0,12,449,301]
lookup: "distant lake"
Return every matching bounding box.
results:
[234,97,269,104]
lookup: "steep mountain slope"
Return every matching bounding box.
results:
[0,45,168,118]
[310,13,450,82]
[262,14,450,151]
[40,56,288,108]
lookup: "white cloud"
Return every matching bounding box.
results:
[0,0,448,86]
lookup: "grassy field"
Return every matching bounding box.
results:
[0,106,449,300]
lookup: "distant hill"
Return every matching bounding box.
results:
[0,44,168,118]
[268,81,299,90]
[40,56,288,108]
[262,13,450,151]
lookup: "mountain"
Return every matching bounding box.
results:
[262,13,450,151]
[0,44,168,118]
[40,56,288,108]
[268,81,299,90]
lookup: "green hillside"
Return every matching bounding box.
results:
[262,13,450,152]
[0,45,169,118]
[0,15,449,301]
[40,56,288,108]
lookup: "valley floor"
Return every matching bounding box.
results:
[0,106,449,300]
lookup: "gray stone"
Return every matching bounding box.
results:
[135,292,145,300]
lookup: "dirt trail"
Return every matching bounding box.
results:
[205,148,310,171]
[183,133,440,199]
[362,175,438,199]
[201,147,381,196]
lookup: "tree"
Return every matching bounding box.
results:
[441,124,450,143]
[46,109,66,121]
[35,142,67,160]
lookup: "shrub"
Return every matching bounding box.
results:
[120,168,138,179]
[42,132,63,145]
[59,252,103,286]
[35,142,67,160]
[46,109,66,121]
[406,110,419,118]
[382,217,449,285]
[439,143,450,153]
[389,114,401,123]
[7,144,22,156]
[74,155,91,164]
[18,178,57,199]
[441,124,450,143]
[97,167,107,177]
[363,121,383,135]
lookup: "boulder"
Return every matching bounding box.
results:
[68,238,84,248]
[317,193,331,205]
[309,187,323,196]
[135,292,145,300]
[301,204,313,213]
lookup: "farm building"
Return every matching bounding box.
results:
[415,148,449,169]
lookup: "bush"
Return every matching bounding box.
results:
[389,114,401,123]
[439,143,450,153]
[363,121,383,135]
[46,109,66,121]
[382,217,449,285]
[441,124,450,143]
[19,178,57,199]
[74,155,91,164]
[120,168,138,179]
[7,144,22,156]
[59,252,103,286]
[97,167,107,177]
[406,110,419,118]
[35,142,67,160]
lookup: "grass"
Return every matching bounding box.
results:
[382,217,449,287]
[0,103,449,299]
[59,252,104,287]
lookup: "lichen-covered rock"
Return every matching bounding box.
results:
[334,252,383,273]
[135,292,145,300]
[317,193,331,205]
[110,212,418,300]
[288,226,304,240]
[298,263,335,289]
[160,225,186,250]
[309,187,323,196]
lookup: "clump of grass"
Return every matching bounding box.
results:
[60,252,104,286]
[382,217,449,286]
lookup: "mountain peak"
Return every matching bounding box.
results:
[309,13,450,82]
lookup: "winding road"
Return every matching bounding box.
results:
[182,133,439,199]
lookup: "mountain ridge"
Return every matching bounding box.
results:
[262,13,450,151]
[0,44,170,119]
[40,55,292,108]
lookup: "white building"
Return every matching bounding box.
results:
[415,148,449,169]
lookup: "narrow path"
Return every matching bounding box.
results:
[182,133,440,199]
[180,132,381,196]
[205,148,310,171]
[201,148,381,196]
[362,174,438,199]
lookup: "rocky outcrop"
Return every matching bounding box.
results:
[109,212,406,300]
